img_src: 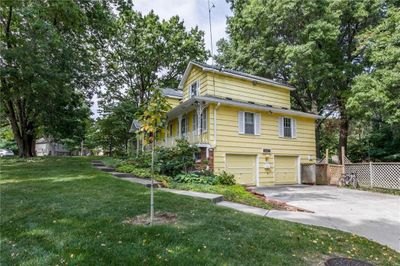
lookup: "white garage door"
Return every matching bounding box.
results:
[274,156,298,185]
[226,154,257,185]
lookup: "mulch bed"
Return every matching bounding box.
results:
[123,212,178,225]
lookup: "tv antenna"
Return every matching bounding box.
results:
[208,0,215,65]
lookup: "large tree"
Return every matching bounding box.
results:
[216,0,391,159]
[0,0,110,157]
[100,6,208,107]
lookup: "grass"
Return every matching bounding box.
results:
[169,183,273,210]
[350,186,400,196]
[1,157,399,265]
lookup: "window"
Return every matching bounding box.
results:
[279,117,296,138]
[245,112,255,134]
[201,109,207,132]
[168,124,173,136]
[192,113,198,134]
[192,109,207,134]
[181,116,187,136]
[283,117,292,138]
[238,111,261,135]
[190,81,199,98]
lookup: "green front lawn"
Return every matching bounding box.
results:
[1,157,398,265]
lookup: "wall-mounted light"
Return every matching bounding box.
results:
[308,155,313,161]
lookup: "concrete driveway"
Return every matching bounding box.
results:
[256,185,400,251]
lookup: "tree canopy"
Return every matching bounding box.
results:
[216,0,399,160]
[0,0,110,156]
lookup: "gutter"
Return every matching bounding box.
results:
[213,102,221,147]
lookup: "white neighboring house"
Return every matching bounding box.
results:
[35,138,70,156]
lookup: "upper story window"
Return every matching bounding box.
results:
[189,81,199,98]
[279,117,296,138]
[238,111,261,135]
[245,112,255,134]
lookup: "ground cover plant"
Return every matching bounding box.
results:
[1,157,399,265]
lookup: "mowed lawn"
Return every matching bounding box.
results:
[0,157,398,265]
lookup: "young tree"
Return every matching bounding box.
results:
[0,0,110,157]
[216,0,392,159]
[138,89,170,224]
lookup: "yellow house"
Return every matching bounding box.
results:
[162,61,321,186]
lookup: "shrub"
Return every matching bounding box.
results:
[216,171,236,185]
[134,151,152,168]
[116,164,170,184]
[173,173,218,185]
[155,139,199,176]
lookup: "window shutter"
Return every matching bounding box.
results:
[278,117,284,137]
[255,113,261,135]
[291,118,297,138]
[238,111,244,134]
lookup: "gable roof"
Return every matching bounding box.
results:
[162,88,183,99]
[178,61,295,91]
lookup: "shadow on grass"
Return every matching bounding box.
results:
[1,157,399,265]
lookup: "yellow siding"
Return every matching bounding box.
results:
[212,104,316,186]
[182,66,208,101]
[165,107,210,144]
[205,72,291,108]
[166,97,181,109]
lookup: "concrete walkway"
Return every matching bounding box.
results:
[255,185,400,252]
[92,161,400,251]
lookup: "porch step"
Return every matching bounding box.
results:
[96,166,115,172]
[119,177,164,188]
[158,188,224,203]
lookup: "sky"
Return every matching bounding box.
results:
[91,0,231,118]
[133,0,232,55]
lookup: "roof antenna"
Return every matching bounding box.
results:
[208,0,215,66]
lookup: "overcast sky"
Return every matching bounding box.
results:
[134,0,231,56]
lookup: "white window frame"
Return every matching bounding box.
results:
[279,117,297,139]
[189,80,200,98]
[238,111,261,135]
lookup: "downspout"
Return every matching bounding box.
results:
[213,102,221,147]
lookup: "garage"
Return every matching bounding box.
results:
[274,156,298,184]
[225,154,257,185]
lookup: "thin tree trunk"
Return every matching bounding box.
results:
[338,104,349,164]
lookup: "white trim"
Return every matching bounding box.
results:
[167,96,322,120]
[297,156,301,184]
[213,103,221,146]
[256,154,260,187]
[178,61,295,91]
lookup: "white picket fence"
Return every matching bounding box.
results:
[345,162,400,190]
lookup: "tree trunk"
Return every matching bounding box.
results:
[338,104,349,164]
[315,122,322,159]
